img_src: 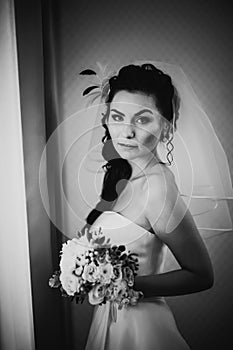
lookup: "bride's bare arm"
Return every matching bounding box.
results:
[134,170,214,298]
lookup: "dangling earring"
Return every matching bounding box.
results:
[166,133,174,166]
[167,114,176,166]
[160,122,175,166]
[102,134,108,144]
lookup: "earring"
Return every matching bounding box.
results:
[166,138,174,165]
[165,126,175,166]
[102,135,108,144]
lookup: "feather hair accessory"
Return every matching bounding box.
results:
[79,62,116,105]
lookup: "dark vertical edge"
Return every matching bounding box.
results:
[40,0,73,349]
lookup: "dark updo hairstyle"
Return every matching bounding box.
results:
[83,63,180,229]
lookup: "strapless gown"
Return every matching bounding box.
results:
[83,211,191,350]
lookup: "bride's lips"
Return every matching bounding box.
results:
[118,142,138,149]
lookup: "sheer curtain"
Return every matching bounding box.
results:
[0,0,35,349]
[40,1,94,349]
[0,0,78,349]
[0,1,93,349]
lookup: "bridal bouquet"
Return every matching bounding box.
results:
[49,226,144,313]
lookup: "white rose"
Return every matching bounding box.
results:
[74,266,83,276]
[77,253,87,267]
[60,273,82,296]
[88,284,107,305]
[61,239,86,257]
[60,256,76,274]
[60,239,87,272]
[82,263,100,283]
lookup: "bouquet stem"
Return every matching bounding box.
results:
[110,301,117,323]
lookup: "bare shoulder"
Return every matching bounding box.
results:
[142,163,177,197]
[143,164,187,235]
[141,165,214,288]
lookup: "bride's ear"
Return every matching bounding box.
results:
[159,120,170,142]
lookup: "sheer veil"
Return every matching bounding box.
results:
[39,60,233,240]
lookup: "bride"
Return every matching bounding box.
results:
[80,63,214,350]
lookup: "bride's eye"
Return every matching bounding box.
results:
[110,115,151,124]
[136,117,150,124]
[111,114,124,122]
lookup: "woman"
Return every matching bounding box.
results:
[81,63,214,350]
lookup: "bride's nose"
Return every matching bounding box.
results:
[121,123,135,138]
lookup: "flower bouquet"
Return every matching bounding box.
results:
[49,226,144,321]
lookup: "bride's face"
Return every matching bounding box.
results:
[106,90,163,160]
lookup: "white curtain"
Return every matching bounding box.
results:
[0,0,35,349]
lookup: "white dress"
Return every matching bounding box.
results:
[84,211,191,350]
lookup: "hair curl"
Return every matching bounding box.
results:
[84,63,180,227]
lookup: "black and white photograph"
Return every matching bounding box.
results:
[1,1,233,349]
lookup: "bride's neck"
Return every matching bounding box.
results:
[128,156,162,181]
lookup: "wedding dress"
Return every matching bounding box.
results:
[84,211,191,350]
